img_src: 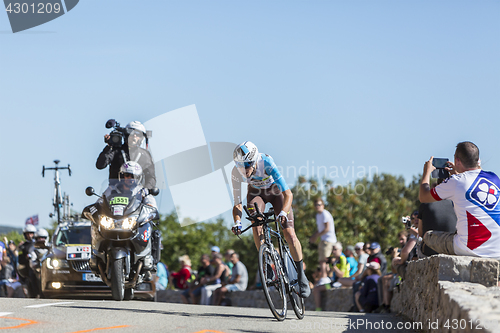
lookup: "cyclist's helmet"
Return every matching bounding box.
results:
[118,161,143,187]
[233,141,259,169]
[125,121,147,145]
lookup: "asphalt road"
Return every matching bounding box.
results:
[0,298,422,333]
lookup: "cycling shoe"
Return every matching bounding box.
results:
[298,273,311,298]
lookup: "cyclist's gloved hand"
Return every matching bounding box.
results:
[277,210,288,223]
[232,220,242,235]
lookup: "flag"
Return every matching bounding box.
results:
[25,215,39,226]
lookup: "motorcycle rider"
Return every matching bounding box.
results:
[102,161,157,209]
[17,224,40,297]
[96,121,156,189]
[97,161,157,281]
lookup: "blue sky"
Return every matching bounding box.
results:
[1,0,499,228]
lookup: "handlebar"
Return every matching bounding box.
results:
[236,203,276,238]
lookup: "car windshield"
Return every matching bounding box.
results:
[55,226,91,246]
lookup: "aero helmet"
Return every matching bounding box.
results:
[233,141,259,168]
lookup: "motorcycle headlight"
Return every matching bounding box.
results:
[100,216,115,229]
[121,216,137,230]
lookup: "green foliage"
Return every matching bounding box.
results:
[0,230,24,245]
[292,173,420,277]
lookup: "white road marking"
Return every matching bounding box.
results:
[25,302,74,308]
[0,312,13,316]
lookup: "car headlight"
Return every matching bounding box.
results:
[100,216,115,229]
[47,258,69,269]
[121,216,137,229]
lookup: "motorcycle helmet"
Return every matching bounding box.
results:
[35,228,49,245]
[125,121,147,146]
[233,141,259,169]
[23,224,37,241]
[119,161,143,187]
[23,224,37,234]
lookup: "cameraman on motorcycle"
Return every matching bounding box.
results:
[17,225,40,297]
[96,121,156,189]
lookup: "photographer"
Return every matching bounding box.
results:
[419,142,500,258]
[391,217,419,281]
[313,242,349,311]
[96,121,156,190]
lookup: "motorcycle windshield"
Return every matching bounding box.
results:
[105,191,142,217]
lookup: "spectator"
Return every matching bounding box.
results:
[375,219,417,313]
[345,245,358,277]
[418,180,457,257]
[200,253,229,305]
[419,142,500,258]
[155,262,168,291]
[0,239,5,261]
[170,255,192,290]
[338,242,368,287]
[309,198,337,280]
[181,254,214,304]
[313,242,349,311]
[213,253,248,305]
[367,242,387,275]
[355,262,382,313]
[223,249,235,278]
[4,238,17,270]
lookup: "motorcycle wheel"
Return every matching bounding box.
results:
[124,288,134,301]
[110,258,125,301]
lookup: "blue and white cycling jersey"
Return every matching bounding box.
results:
[232,153,289,205]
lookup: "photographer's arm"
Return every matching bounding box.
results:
[96,145,114,170]
[398,228,418,263]
[419,157,437,203]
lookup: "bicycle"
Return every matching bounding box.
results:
[237,203,305,321]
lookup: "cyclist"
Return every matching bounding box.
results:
[231,141,311,298]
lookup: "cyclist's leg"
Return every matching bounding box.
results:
[267,185,302,261]
[267,185,310,298]
[247,186,266,251]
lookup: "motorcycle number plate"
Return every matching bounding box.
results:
[110,197,129,205]
[83,273,102,282]
[66,246,91,260]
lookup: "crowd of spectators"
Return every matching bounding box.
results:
[169,247,248,306]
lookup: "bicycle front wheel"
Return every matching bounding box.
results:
[259,243,287,321]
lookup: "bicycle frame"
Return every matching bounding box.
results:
[241,204,296,291]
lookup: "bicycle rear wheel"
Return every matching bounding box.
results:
[283,251,305,319]
[259,243,287,321]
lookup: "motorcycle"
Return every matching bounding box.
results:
[82,186,161,301]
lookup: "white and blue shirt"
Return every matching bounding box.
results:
[232,153,289,205]
[431,169,500,257]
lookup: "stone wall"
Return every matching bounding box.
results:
[391,255,499,333]
[157,287,353,312]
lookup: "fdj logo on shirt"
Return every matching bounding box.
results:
[4,1,79,33]
[467,176,500,211]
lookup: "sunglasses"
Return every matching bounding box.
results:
[236,161,255,169]
[315,203,323,207]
